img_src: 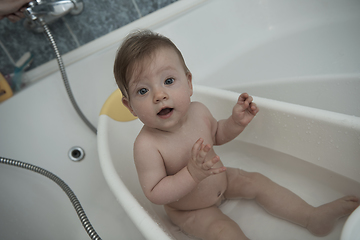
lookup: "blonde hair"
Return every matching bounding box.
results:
[114,30,189,98]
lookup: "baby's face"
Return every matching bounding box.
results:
[122,47,193,132]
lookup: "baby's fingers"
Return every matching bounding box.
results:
[192,138,204,158]
[239,92,250,102]
[203,155,226,175]
[192,138,210,164]
[238,93,253,107]
[210,166,227,175]
[202,155,220,170]
[249,102,259,115]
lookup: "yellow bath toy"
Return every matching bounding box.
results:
[100,89,137,122]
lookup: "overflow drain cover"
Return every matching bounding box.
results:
[68,146,85,162]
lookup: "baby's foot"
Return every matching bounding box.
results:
[306,196,359,237]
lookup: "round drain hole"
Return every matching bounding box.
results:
[69,147,85,162]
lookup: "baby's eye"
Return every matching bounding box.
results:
[137,88,148,95]
[164,78,175,85]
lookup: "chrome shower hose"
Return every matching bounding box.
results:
[0,156,102,240]
[39,18,97,134]
[2,16,101,239]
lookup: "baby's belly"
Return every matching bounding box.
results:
[167,162,228,210]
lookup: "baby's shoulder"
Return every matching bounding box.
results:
[134,127,157,148]
[190,101,206,108]
[190,101,215,121]
[190,101,211,114]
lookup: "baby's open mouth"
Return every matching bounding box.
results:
[157,108,173,116]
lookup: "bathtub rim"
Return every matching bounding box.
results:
[193,85,360,129]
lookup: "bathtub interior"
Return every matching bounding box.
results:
[186,15,360,117]
[193,18,360,88]
[98,86,360,240]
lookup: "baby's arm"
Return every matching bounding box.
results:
[134,135,224,205]
[215,93,259,145]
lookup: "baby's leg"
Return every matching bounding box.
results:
[165,205,249,240]
[224,168,359,237]
[306,195,359,236]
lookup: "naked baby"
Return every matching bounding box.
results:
[113,30,359,240]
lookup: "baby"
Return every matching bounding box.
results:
[114,30,359,240]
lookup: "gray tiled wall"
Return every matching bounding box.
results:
[0,0,177,77]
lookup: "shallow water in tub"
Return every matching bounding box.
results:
[210,140,360,240]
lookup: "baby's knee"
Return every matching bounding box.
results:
[236,171,272,197]
[230,168,266,180]
[207,218,250,240]
[247,172,270,183]
[207,219,241,239]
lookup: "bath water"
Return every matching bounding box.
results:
[212,140,360,240]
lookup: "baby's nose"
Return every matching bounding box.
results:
[154,89,168,103]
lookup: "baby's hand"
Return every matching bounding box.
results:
[187,138,226,183]
[232,93,259,127]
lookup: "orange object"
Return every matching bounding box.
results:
[0,73,13,103]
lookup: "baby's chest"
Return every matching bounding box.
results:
[159,125,214,175]
[160,137,206,175]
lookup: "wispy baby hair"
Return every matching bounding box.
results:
[113,29,189,99]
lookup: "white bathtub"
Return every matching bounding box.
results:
[1,0,359,239]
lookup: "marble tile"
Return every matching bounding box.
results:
[64,0,139,46]
[135,0,178,17]
[0,18,78,75]
[0,46,14,76]
[0,20,30,75]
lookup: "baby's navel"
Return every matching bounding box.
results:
[217,191,222,197]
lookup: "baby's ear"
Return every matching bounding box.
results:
[122,97,137,117]
[187,72,193,96]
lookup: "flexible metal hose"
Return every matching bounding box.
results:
[38,17,97,134]
[0,156,102,240]
[3,15,101,239]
